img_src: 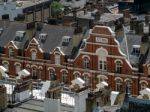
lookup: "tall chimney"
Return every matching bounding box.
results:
[145,13,150,25]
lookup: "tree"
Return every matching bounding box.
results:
[51,1,63,18]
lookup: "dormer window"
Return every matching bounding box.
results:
[15,31,26,42]
[63,36,71,43]
[39,33,48,43]
[132,45,140,55]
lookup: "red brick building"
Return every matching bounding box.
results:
[0,21,150,95]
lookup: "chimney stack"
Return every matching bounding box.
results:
[145,12,150,25]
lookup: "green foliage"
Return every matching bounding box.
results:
[51,1,63,18]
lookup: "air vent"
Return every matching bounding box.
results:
[14,31,26,42]
[61,36,72,46]
[39,33,48,43]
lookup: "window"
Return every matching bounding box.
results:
[126,80,132,93]
[9,48,14,57]
[116,61,122,73]
[38,70,42,79]
[140,82,147,90]
[83,57,89,69]
[55,55,60,65]
[84,75,90,87]
[15,64,21,74]
[96,48,108,72]
[3,62,9,72]
[132,45,140,55]
[74,73,80,79]
[98,75,108,83]
[62,71,68,84]
[49,70,56,81]
[32,51,36,60]
[32,68,37,79]
[99,61,107,71]
[115,79,123,91]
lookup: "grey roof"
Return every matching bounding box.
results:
[35,24,74,53]
[0,21,27,47]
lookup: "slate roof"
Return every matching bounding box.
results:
[0,21,27,48]
[34,24,75,54]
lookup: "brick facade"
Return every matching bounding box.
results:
[1,25,150,96]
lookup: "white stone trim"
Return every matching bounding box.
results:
[124,78,133,83]
[73,71,81,76]
[2,61,9,65]
[97,75,108,79]
[82,55,90,60]
[14,62,21,66]
[31,65,38,68]
[47,67,55,71]
[114,77,123,82]
[60,69,68,73]
[30,48,37,53]
[114,59,123,64]
[83,72,91,77]
[39,66,43,70]
[26,64,30,68]
[139,80,148,85]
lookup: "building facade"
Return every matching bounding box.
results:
[0,24,150,96]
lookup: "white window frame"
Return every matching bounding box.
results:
[83,57,89,69]
[140,82,147,90]
[55,55,60,65]
[84,75,90,86]
[115,79,123,91]
[62,71,68,84]
[9,48,14,57]
[32,68,37,79]
[126,80,132,93]
[15,64,21,74]
[32,51,36,60]
[116,61,122,73]
[49,70,56,80]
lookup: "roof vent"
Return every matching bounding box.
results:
[14,31,26,42]
[61,36,72,46]
[132,45,140,56]
[39,33,48,43]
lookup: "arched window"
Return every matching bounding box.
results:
[84,75,90,87]
[32,67,37,79]
[125,79,132,93]
[55,55,60,65]
[115,79,123,91]
[15,64,21,74]
[74,73,80,79]
[83,57,89,69]
[116,61,122,73]
[97,75,108,83]
[62,71,68,84]
[9,47,14,57]
[140,81,148,90]
[96,48,108,71]
[32,51,36,60]
[49,70,56,81]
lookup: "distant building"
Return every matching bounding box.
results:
[0,0,52,21]
[0,20,150,96]
[118,0,150,13]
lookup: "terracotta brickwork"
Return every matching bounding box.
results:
[0,26,150,95]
